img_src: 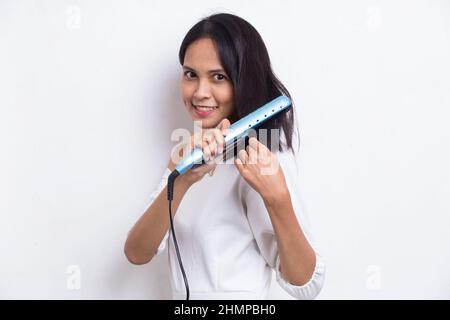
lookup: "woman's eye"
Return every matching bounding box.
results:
[184,71,196,79]
[214,74,227,81]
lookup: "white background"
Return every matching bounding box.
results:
[0,0,449,299]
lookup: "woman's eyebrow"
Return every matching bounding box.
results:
[183,65,226,74]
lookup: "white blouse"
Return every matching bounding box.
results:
[149,146,325,300]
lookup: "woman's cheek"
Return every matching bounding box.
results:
[217,89,235,116]
[181,80,194,98]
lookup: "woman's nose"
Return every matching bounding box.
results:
[193,79,212,99]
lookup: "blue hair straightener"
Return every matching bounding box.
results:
[171,95,292,177]
[166,95,292,300]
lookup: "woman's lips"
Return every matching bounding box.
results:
[193,105,218,117]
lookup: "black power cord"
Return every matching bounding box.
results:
[165,135,250,301]
[167,170,190,300]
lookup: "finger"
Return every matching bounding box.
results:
[254,138,270,156]
[246,143,257,164]
[249,137,270,162]
[217,118,231,136]
[204,132,218,157]
[234,157,245,174]
[212,129,225,154]
[203,130,213,144]
[202,141,212,163]
[237,149,249,165]
[248,137,259,151]
[209,139,218,158]
[248,136,269,163]
[259,141,272,166]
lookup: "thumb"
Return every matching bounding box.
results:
[217,118,231,135]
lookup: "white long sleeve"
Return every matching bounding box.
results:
[242,149,326,299]
[138,148,325,299]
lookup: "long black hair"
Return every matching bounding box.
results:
[179,13,299,154]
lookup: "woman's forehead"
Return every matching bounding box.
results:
[183,39,223,69]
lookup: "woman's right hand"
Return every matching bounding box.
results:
[168,119,231,185]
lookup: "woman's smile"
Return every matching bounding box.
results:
[192,104,219,117]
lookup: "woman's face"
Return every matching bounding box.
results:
[180,38,235,128]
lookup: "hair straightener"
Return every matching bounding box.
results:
[166,95,292,300]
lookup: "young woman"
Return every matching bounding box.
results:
[124,13,325,300]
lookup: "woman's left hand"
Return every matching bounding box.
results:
[234,137,289,204]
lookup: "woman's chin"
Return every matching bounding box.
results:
[196,120,217,129]
[191,114,218,127]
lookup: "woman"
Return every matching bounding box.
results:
[124,13,325,300]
